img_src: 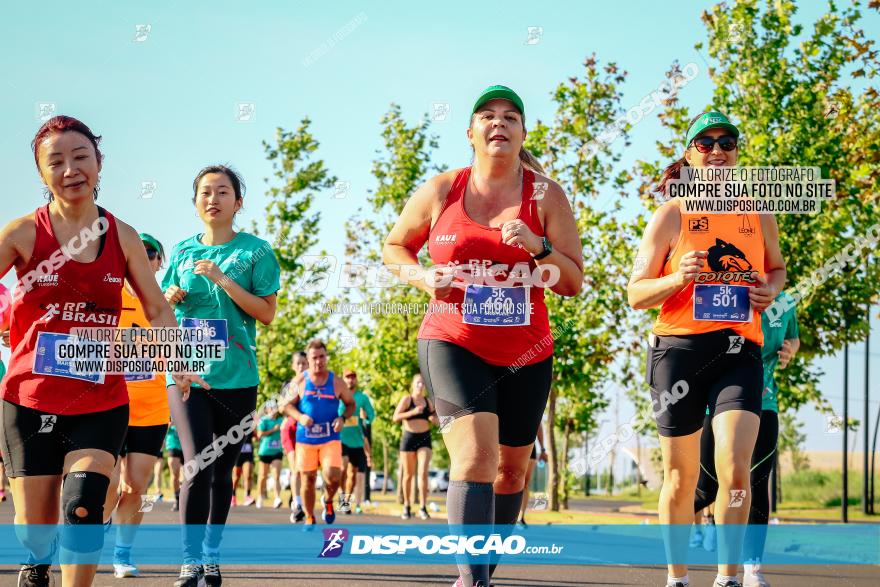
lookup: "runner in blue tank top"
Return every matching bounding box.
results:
[282,339,354,528]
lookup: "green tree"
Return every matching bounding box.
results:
[254,119,337,406]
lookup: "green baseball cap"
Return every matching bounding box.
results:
[139,232,163,257]
[685,111,740,147]
[472,85,525,117]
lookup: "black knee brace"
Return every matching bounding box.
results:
[60,471,110,554]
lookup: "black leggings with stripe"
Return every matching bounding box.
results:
[694,410,778,561]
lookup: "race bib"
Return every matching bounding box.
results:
[268,439,281,449]
[181,318,229,348]
[344,415,358,427]
[241,442,253,454]
[125,372,154,382]
[32,332,105,384]
[461,285,531,327]
[304,422,332,439]
[693,284,752,323]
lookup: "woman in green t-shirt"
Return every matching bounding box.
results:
[162,165,281,587]
[256,401,285,509]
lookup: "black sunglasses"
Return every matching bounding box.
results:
[691,135,738,153]
[145,248,160,260]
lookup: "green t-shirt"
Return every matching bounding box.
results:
[161,232,280,389]
[0,360,6,381]
[760,292,799,413]
[339,390,375,448]
[258,415,284,456]
[165,425,182,452]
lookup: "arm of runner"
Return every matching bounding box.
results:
[283,374,312,426]
[120,221,209,395]
[336,376,355,421]
[501,179,583,297]
[392,396,415,423]
[0,216,35,285]
[383,172,461,300]
[778,338,800,369]
[627,203,704,309]
[427,398,440,427]
[193,259,278,326]
[363,435,372,467]
[750,214,787,312]
[362,394,376,425]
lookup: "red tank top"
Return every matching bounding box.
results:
[1,205,128,414]
[417,167,552,366]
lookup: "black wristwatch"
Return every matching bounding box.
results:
[532,236,553,260]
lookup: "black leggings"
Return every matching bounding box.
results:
[694,410,778,561]
[167,386,257,560]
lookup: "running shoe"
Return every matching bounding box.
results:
[273,497,283,509]
[291,504,306,523]
[243,496,256,507]
[743,564,770,587]
[256,497,263,509]
[303,517,317,532]
[321,495,336,524]
[173,563,204,587]
[401,506,412,520]
[230,495,237,507]
[354,505,362,514]
[515,518,528,530]
[113,545,138,578]
[703,521,717,552]
[339,498,352,514]
[419,507,430,520]
[16,564,54,587]
[203,554,221,587]
[714,580,743,587]
[0,490,7,502]
[665,581,688,587]
[689,528,704,548]
[172,500,180,512]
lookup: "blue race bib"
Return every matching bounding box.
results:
[32,332,105,384]
[461,285,531,327]
[304,422,332,439]
[181,317,229,348]
[693,284,752,323]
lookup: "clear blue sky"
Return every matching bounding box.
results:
[1,0,878,453]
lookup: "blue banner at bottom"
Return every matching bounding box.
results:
[1,524,877,565]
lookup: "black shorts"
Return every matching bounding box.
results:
[530,444,537,460]
[258,453,282,465]
[417,339,552,447]
[120,424,168,458]
[400,430,432,452]
[342,443,367,469]
[0,400,129,477]
[167,448,184,459]
[237,444,254,467]
[647,329,762,437]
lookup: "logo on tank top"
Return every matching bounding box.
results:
[695,239,756,284]
[36,274,59,286]
[38,414,57,433]
[687,217,709,232]
[103,273,122,284]
[60,302,120,325]
[434,233,457,245]
[738,215,756,236]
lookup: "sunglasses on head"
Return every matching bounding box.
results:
[145,248,160,260]
[691,135,738,153]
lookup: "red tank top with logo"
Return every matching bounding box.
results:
[417,167,552,366]
[1,205,128,414]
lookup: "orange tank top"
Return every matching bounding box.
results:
[120,287,170,426]
[652,201,765,344]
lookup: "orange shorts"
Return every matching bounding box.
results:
[295,439,342,473]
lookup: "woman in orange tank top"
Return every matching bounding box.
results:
[627,112,786,587]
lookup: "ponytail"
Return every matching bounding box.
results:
[657,156,689,196]
[519,147,545,175]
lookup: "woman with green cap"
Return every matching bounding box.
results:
[628,111,786,587]
[104,232,171,578]
[384,85,583,587]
